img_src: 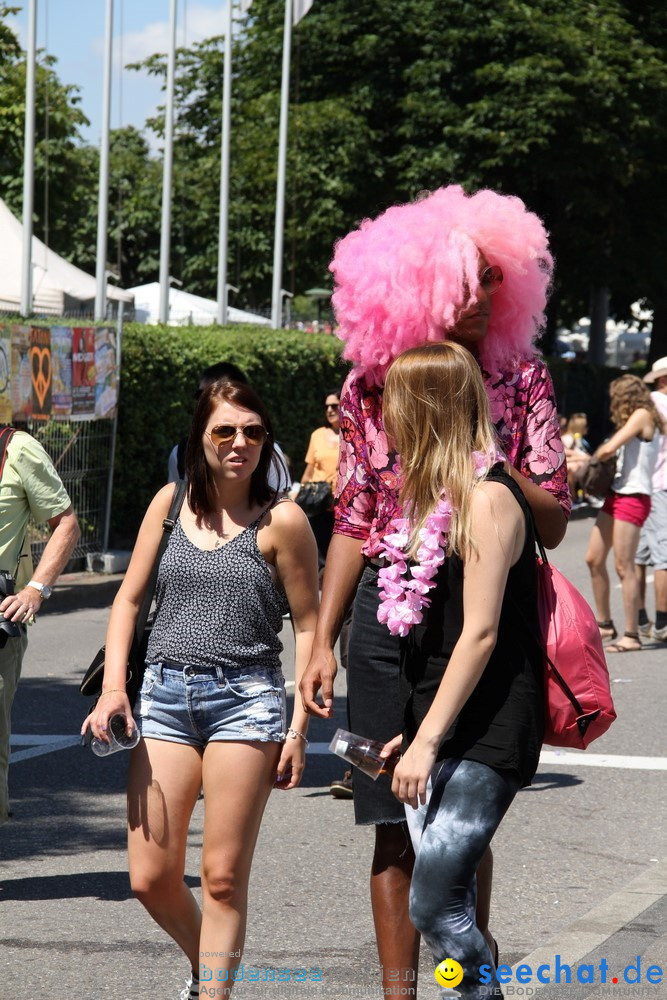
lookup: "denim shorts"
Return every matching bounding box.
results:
[135,659,287,747]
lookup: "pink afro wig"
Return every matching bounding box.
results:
[330,185,553,382]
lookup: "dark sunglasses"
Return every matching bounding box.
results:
[207,424,267,447]
[480,265,503,293]
[325,402,340,412]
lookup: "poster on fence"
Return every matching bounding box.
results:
[71,327,96,419]
[51,327,73,417]
[0,327,11,423]
[11,325,32,420]
[30,326,52,421]
[94,327,118,418]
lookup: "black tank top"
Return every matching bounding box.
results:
[400,467,544,787]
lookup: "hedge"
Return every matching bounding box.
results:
[112,324,348,544]
[112,324,624,546]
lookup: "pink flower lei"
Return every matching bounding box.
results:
[377,448,505,637]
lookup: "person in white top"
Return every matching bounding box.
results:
[636,357,667,642]
[586,374,665,652]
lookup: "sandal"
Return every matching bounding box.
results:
[606,631,642,654]
[597,619,617,641]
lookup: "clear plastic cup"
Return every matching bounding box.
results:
[90,714,140,757]
[328,728,399,780]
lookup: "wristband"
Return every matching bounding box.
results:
[100,689,126,698]
[287,727,309,747]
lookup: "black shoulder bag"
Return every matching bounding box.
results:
[79,479,187,706]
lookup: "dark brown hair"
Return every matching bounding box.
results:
[185,379,276,517]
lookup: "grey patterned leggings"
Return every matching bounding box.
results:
[405,758,520,999]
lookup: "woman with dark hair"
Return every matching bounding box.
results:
[299,389,342,564]
[586,374,664,652]
[82,379,319,999]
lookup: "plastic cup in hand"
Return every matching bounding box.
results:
[90,714,140,757]
[328,728,399,781]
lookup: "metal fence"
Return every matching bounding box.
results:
[26,419,114,566]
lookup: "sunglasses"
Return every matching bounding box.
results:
[479,265,503,293]
[207,424,267,447]
[325,402,340,412]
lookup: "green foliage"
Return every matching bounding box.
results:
[112,324,347,543]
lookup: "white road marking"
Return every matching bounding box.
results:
[540,750,667,770]
[10,734,81,764]
[15,737,665,772]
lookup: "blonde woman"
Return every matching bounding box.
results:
[586,375,665,652]
[378,342,543,1000]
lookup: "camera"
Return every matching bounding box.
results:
[0,570,22,649]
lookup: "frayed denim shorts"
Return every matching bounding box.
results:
[135,659,287,747]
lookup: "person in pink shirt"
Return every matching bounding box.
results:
[300,185,570,998]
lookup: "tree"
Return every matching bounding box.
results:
[0,13,91,261]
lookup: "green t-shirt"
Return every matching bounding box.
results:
[0,431,71,589]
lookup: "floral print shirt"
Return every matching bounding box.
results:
[334,358,571,557]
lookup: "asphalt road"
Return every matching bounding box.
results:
[1,511,666,1000]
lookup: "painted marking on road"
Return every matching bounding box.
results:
[10,734,81,764]
[540,750,667,770]
[12,738,665,771]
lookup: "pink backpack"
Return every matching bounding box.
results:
[514,531,617,749]
[536,553,616,748]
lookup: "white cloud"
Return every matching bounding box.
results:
[92,2,229,69]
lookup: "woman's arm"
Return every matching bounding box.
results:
[270,501,320,788]
[300,462,316,484]
[595,408,654,460]
[80,484,176,738]
[392,483,524,808]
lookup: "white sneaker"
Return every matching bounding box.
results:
[652,623,667,642]
[638,619,654,637]
[180,974,199,1000]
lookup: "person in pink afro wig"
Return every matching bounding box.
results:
[301,185,568,1000]
[331,184,552,383]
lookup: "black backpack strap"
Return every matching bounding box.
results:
[132,479,187,647]
[0,427,16,481]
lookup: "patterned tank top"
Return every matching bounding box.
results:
[146,503,290,671]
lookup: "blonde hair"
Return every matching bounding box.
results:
[566,413,588,436]
[609,375,665,433]
[383,342,499,559]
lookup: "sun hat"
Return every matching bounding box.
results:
[643,357,667,384]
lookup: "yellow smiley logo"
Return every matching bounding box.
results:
[435,958,464,989]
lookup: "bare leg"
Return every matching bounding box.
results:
[127,739,204,974]
[198,740,281,994]
[611,518,643,648]
[636,563,647,610]
[371,823,420,998]
[585,512,614,627]
[655,569,667,615]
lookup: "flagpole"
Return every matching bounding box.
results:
[270,0,293,330]
[216,0,233,326]
[95,0,114,321]
[20,0,38,318]
[158,0,178,324]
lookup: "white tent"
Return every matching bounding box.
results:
[128,282,271,327]
[0,197,133,315]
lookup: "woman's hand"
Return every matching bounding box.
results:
[391,735,438,809]
[274,735,307,790]
[81,690,134,744]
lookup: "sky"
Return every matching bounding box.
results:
[6,1,231,146]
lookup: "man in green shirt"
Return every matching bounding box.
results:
[0,428,80,824]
